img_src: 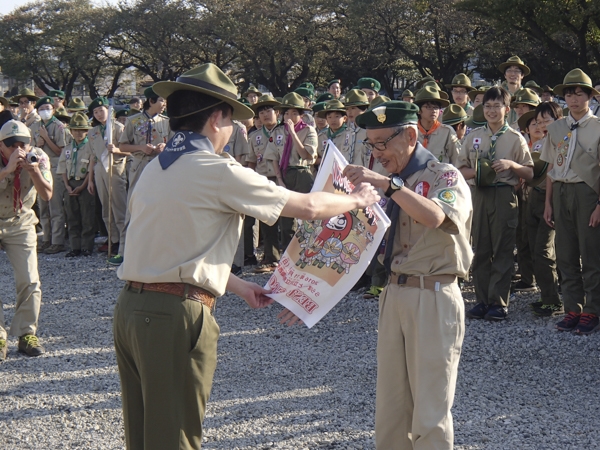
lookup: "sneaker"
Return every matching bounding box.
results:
[363,286,383,299]
[253,262,278,274]
[65,250,81,258]
[511,281,538,293]
[529,299,543,309]
[244,255,258,266]
[484,305,508,321]
[108,254,123,266]
[533,303,564,317]
[555,312,581,331]
[466,302,489,319]
[44,244,66,254]
[18,335,44,357]
[0,339,6,361]
[231,264,242,275]
[573,313,600,335]
[38,241,51,252]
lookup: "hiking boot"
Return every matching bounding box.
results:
[529,299,544,310]
[511,281,538,293]
[363,286,383,299]
[0,339,6,361]
[573,313,600,335]
[555,312,581,331]
[108,254,123,266]
[533,303,564,317]
[38,241,51,252]
[253,262,278,274]
[484,305,508,321]
[466,302,489,319]
[18,335,44,357]
[44,244,66,254]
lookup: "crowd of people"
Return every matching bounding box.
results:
[0,54,599,450]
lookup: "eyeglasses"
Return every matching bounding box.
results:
[530,119,554,126]
[452,89,467,95]
[19,100,31,105]
[421,104,441,111]
[483,104,505,111]
[505,69,523,75]
[363,128,404,152]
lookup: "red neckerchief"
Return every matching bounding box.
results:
[1,154,22,213]
[417,120,441,149]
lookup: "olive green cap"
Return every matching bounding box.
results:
[152,63,254,120]
[511,88,540,107]
[48,89,65,99]
[88,97,109,114]
[316,99,347,118]
[553,68,600,97]
[144,86,159,99]
[242,86,261,97]
[369,95,391,108]
[67,98,86,111]
[294,87,314,101]
[468,86,491,102]
[115,109,128,119]
[517,110,536,132]
[357,77,381,92]
[251,94,280,113]
[12,88,39,103]
[316,92,334,103]
[445,73,475,92]
[35,96,54,110]
[238,97,251,106]
[524,80,543,95]
[541,85,554,94]
[442,104,468,126]
[343,89,370,107]
[356,101,419,129]
[274,92,310,112]
[465,104,486,129]
[401,90,414,99]
[312,102,327,113]
[327,79,341,88]
[54,106,71,121]
[476,158,496,187]
[299,82,315,91]
[68,112,92,130]
[498,55,531,77]
[414,86,450,108]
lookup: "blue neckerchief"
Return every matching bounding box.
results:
[383,142,437,274]
[158,131,214,170]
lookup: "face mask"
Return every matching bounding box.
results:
[39,110,53,121]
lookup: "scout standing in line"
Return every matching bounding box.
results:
[446,73,475,116]
[13,88,40,127]
[442,104,469,141]
[316,99,351,161]
[0,120,53,360]
[57,113,96,257]
[509,87,540,133]
[242,86,261,105]
[357,77,380,102]
[541,85,555,103]
[294,85,316,128]
[327,79,342,99]
[343,89,371,167]
[499,55,529,125]
[468,86,490,109]
[457,87,533,321]
[540,69,600,334]
[48,90,65,110]
[311,102,328,170]
[401,89,414,103]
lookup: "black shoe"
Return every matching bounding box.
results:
[18,335,44,357]
[231,264,242,275]
[529,300,543,310]
[573,313,599,335]
[533,303,564,317]
[556,312,581,331]
[81,249,92,257]
[65,250,81,258]
[244,255,258,266]
[484,305,508,321]
[511,281,537,293]
[466,302,488,319]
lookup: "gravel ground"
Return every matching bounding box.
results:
[1,248,600,449]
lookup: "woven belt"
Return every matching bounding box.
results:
[125,281,215,311]
[390,274,457,292]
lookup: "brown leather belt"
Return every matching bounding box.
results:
[390,274,457,292]
[125,281,215,312]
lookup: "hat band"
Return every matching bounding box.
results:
[3,136,31,147]
[170,100,224,119]
[565,81,592,87]
[176,76,237,100]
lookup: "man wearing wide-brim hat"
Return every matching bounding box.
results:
[541,85,555,103]
[112,62,379,449]
[242,85,261,105]
[343,89,371,166]
[12,88,40,127]
[421,81,449,100]
[446,73,475,116]
[342,100,473,450]
[400,89,414,102]
[539,68,600,334]
[414,86,461,166]
[499,55,530,126]
[509,87,540,131]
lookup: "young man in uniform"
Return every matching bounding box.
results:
[446,73,475,116]
[457,87,533,320]
[442,104,469,141]
[468,86,490,109]
[343,100,473,450]
[541,86,554,103]
[113,63,379,449]
[509,87,540,132]
[343,89,370,167]
[316,99,350,161]
[327,79,342,99]
[499,55,530,125]
[242,86,261,105]
[357,77,380,102]
[29,96,68,254]
[48,90,65,110]
[540,69,600,334]
[401,90,414,102]
[13,88,40,127]
[0,120,53,360]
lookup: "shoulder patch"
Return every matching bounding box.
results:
[438,189,456,204]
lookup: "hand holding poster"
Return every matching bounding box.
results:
[265,141,390,328]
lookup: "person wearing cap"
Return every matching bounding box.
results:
[540,69,600,334]
[524,80,543,96]
[87,97,128,260]
[29,96,68,254]
[265,92,318,249]
[316,92,334,104]
[414,86,462,166]
[446,73,476,116]
[8,100,20,117]
[56,113,96,257]
[357,77,381,102]
[0,120,53,360]
[66,98,86,114]
[499,55,530,125]
[48,90,65,109]
[242,86,261,105]
[520,102,563,317]
[400,89,414,103]
[541,85,555,103]
[294,86,316,128]
[510,87,540,132]
[342,100,473,450]
[343,89,371,167]
[457,86,533,321]
[442,104,469,141]
[312,102,329,134]
[112,63,379,449]
[327,79,341,99]
[13,88,40,127]
[464,104,487,137]
[115,109,129,125]
[468,86,490,109]
[316,99,353,163]
[0,96,8,113]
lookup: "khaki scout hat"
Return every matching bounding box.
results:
[357,77,381,92]
[153,63,254,120]
[517,110,536,132]
[274,92,311,112]
[553,69,600,97]
[344,89,370,107]
[416,76,441,90]
[369,95,391,108]
[498,56,531,77]
[316,99,347,118]
[465,104,486,129]
[356,101,419,129]
[67,98,87,111]
[0,120,31,145]
[69,112,92,130]
[468,86,491,102]
[414,86,450,108]
[421,81,449,100]
[541,85,554,94]
[35,96,55,110]
[12,88,39,103]
[242,86,261,98]
[524,80,543,95]
[442,104,468,126]
[251,94,280,113]
[401,89,415,99]
[0,97,9,108]
[445,73,475,92]
[48,89,65,99]
[476,158,496,187]
[54,106,71,122]
[511,88,540,108]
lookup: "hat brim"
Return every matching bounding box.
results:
[510,99,539,108]
[55,114,71,121]
[552,83,600,97]
[3,136,31,147]
[465,118,486,129]
[152,81,254,121]
[443,116,468,126]
[316,108,347,118]
[12,94,39,103]
[69,125,92,130]
[251,100,281,113]
[414,98,450,108]
[67,107,87,111]
[344,101,370,107]
[468,90,485,102]
[517,110,536,131]
[498,62,531,77]
[445,84,476,92]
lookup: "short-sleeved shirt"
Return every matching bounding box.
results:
[316,127,329,158]
[23,111,40,128]
[0,147,52,224]
[88,119,125,163]
[56,138,94,180]
[456,125,533,186]
[246,125,278,177]
[417,123,462,166]
[117,139,290,297]
[29,118,67,166]
[264,123,318,167]
[388,159,473,279]
[119,111,171,160]
[223,121,249,161]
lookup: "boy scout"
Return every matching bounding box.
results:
[87,97,127,259]
[48,90,65,109]
[499,55,530,125]
[13,88,40,127]
[311,102,328,169]
[327,79,342,99]
[113,63,379,449]
[468,86,490,109]
[316,99,353,162]
[357,77,380,102]
[294,86,316,128]
[57,113,96,257]
[29,96,68,254]
[540,69,600,334]
[343,100,473,450]
[242,86,261,105]
[509,87,540,132]
[524,80,543,96]
[414,86,461,165]
[67,97,87,113]
[442,104,469,141]
[458,87,533,320]
[401,89,414,102]
[541,85,555,103]
[343,89,370,167]
[0,120,53,360]
[445,73,475,116]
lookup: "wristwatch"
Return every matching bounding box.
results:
[385,175,404,197]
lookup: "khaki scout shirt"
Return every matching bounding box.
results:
[316,127,329,158]
[387,160,473,279]
[88,119,126,164]
[117,140,290,297]
[0,147,52,224]
[246,125,278,177]
[457,125,533,186]
[56,138,94,180]
[119,111,171,162]
[223,121,249,161]
[29,118,67,166]
[417,123,461,166]
[264,123,318,167]
[22,110,40,128]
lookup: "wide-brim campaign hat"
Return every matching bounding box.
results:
[356,100,419,129]
[274,92,311,112]
[517,110,536,132]
[442,104,468,126]
[524,81,543,95]
[316,99,347,118]
[476,158,496,187]
[511,88,540,107]
[69,112,92,130]
[369,95,391,108]
[242,86,262,97]
[414,86,450,108]
[12,88,39,103]
[498,55,531,77]
[553,69,600,97]
[445,73,475,92]
[0,97,9,108]
[344,89,370,107]
[541,85,554,94]
[465,104,486,129]
[401,89,414,99]
[357,77,381,92]
[421,81,449,100]
[468,86,491,102]
[416,76,442,90]
[54,106,71,121]
[67,98,86,111]
[251,94,281,113]
[153,63,254,120]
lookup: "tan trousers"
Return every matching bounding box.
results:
[0,218,42,340]
[95,159,128,255]
[376,282,464,450]
[38,166,67,245]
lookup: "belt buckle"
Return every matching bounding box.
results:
[397,274,408,285]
